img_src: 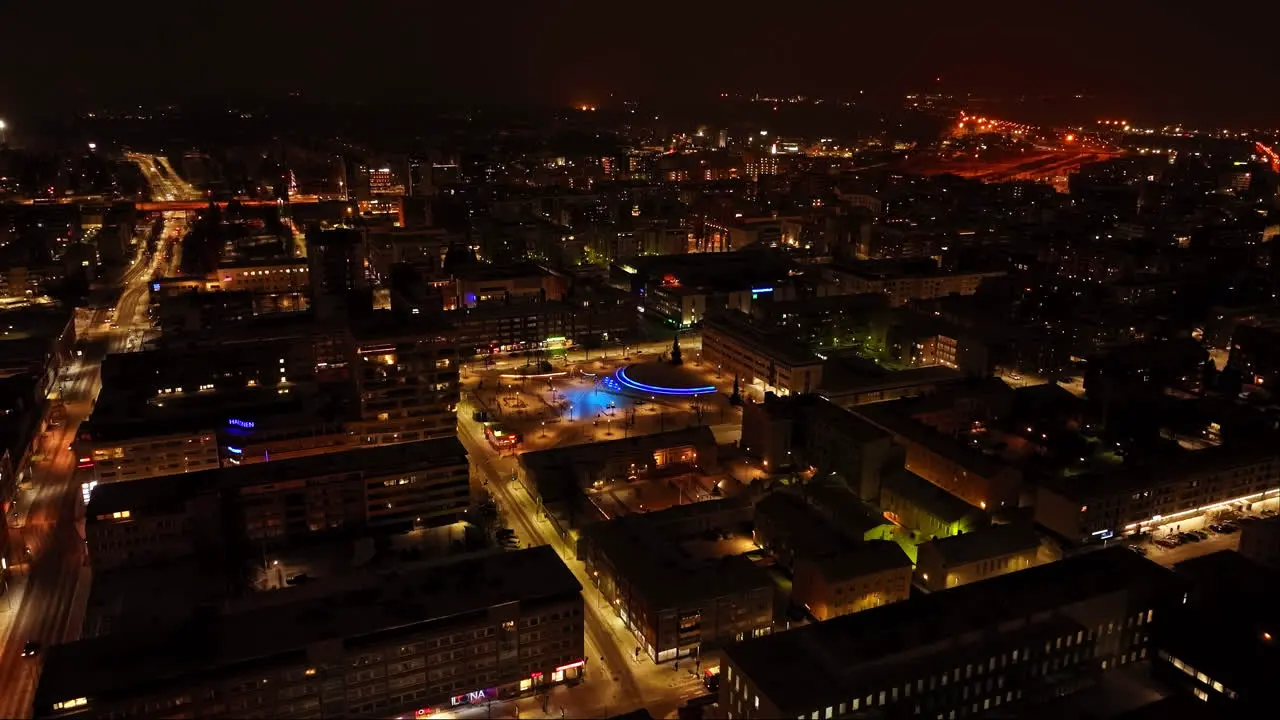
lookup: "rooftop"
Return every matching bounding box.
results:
[86,437,467,518]
[702,313,822,368]
[880,466,990,526]
[1040,439,1280,502]
[37,547,580,709]
[723,547,1175,715]
[921,522,1042,568]
[804,540,913,581]
[582,499,769,610]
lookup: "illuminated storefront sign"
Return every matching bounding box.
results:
[228,418,255,429]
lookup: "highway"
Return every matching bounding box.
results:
[0,160,180,719]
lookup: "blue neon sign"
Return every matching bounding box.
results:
[750,287,773,294]
[612,367,715,396]
[227,446,243,454]
[228,418,255,429]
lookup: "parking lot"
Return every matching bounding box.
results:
[1119,507,1276,567]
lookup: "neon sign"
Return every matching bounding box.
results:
[226,446,243,454]
[228,419,255,429]
[609,366,715,396]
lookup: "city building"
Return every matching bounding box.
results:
[1235,513,1280,570]
[580,499,772,662]
[826,260,1005,308]
[878,466,991,541]
[350,317,460,445]
[35,546,584,720]
[1034,442,1280,544]
[819,363,966,409]
[752,492,856,570]
[914,523,1043,592]
[1152,551,1277,714]
[792,541,914,621]
[701,314,824,396]
[85,437,472,571]
[519,426,719,506]
[1226,317,1280,387]
[718,547,1176,720]
[453,262,568,308]
[855,401,1023,512]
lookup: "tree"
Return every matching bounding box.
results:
[671,334,683,365]
[729,375,742,406]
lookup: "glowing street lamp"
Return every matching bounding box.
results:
[0,119,7,145]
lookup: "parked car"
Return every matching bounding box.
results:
[1179,532,1202,543]
[1127,545,1149,556]
[1155,539,1180,549]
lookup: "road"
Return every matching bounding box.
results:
[456,341,725,718]
[0,162,180,719]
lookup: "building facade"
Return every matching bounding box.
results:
[36,547,585,720]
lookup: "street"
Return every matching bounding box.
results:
[0,157,181,719]
[458,419,713,719]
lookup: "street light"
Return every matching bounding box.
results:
[0,119,7,145]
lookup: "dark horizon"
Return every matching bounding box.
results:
[3,0,1278,127]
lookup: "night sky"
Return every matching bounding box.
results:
[2,0,1277,124]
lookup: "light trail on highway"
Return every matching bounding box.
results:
[0,156,186,719]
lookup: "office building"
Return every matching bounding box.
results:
[36,547,584,720]
[719,547,1176,720]
[702,314,824,396]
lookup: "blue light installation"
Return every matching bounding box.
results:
[610,366,715,396]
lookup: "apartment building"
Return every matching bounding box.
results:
[85,438,471,571]
[36,547,584,720]
[828,260,1005,308]
[1034,443,1280,544]
[579,499,771,662]
[792,541,914,621]
[915,523,1043,592]
[351,318,460,445]
[719,548,1176,720]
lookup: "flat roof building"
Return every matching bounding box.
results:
[85,438,471,571]
[35,546,585,720]
[579,499,771,663]
[702,313,824,396]
[915,522,1043,592]
[720,547,1177,720]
